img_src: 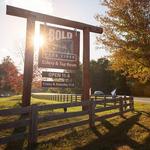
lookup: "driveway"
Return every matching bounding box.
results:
[134,97,150,103]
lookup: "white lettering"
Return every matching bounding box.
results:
[62,31,67,39]
[48,29,73,41]
[67,32,72,39]
[55,30,61,40]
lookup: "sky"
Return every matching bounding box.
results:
[0,0,109,71]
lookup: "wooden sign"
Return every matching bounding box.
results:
[42,71,73,79]
[42,81,75,88]
[6,5,103,107]
[38,25,80,70]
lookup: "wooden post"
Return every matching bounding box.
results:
[75,95,77,103]
[61,95,63,102]
[124,95,127,110]
[28,104,38,148]
[71,95,72,103]
[82,27,90,110]
[89,99,95,128]
[22,17,35,106]
[104,95,106,108]
[130,96,134,111]
[95,96,97,101]
[60,95,62,102]
[119,97,123,115]
[63,95,65,102]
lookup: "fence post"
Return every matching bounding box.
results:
[57,95,60,102]
[75,95,77,103]
[71,95,72,103]
[89,99,95,128]
[60,95,61,102]
[119,97,123,116]
[63,95,65,102]
[60,95,63,102]
[28,104,38,149]
[95,96,97,101]
[62,95,63,102]
[130,96,134,111]
[124,95,127,110]
[104,95,106,107]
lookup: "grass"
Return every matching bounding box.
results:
[0,95,150,150]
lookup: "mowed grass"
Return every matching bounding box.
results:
[0,95,150,150]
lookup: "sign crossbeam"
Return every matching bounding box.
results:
[6,5,103,34]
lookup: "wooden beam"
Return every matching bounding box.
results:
[6,5,103,34]
[82,27,90,110]
[22,17,35,106]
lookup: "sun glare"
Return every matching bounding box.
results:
[34,34,45,49]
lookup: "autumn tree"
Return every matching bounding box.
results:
[96,0,150,83]
[0,56,23,94]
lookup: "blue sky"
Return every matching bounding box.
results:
[0,0,108,71]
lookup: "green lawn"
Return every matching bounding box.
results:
[0,96,150,150]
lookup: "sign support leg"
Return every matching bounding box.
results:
[22,17,35,106]
[82,27,90,110]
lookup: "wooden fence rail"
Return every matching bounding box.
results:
[32,94,82,103]
[0,96,134,148]
[32,93,131,104]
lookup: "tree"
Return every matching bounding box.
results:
[90,58,130,95]
[90,58,112,94]
[0,56,23,94]
[96,0,150,83]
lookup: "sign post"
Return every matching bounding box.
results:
[82,28,90,110]
[22,17,35,106]
[6,5,103,107]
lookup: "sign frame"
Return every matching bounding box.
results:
[6,5,103,107]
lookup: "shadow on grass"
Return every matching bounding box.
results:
[5,114,28,150]
[34,111,150,150]
[135,110,150,117]
[75,112,150,150]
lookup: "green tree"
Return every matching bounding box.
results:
[96,0,150,83]
[90,58,112,94]
[90,58,130,95]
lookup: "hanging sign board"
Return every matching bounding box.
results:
[42,81,75,88]
[42,71,74,79]
[38,25,80,70]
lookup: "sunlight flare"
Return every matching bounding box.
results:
[34,33,45,49]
